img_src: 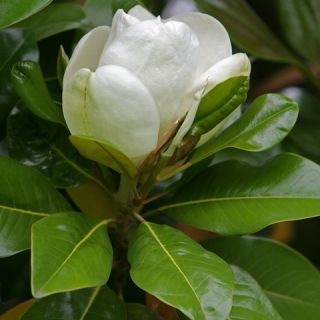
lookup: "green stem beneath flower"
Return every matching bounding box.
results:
[116,175,133,205]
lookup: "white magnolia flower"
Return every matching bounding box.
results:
[62,5,250,166]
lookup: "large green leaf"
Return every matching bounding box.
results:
[166,154,215,195]
[229,265,283,320]
[189,76,249,136]
[11,61,66,126]
[0,156,71,257]
[162,153,320,235]
[0,29,38,139]
[128,222,234,320]
[70,135,138,178]
[278,0,320,65]
[21,286,126,319]
[31,212,113,298]
[0,0,52,29]
[7,103,94,188]
[125,303,159,320]
[11,3,90,41]
[202,236,320,320]
[176,310,190,320]
[189,93,298,165]
[194,0,296,64]
[84,0,113,27]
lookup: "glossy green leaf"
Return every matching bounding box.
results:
[188,93,298,165]
[229,265,283,320]
[0,156,72,257]
[11,3,90,41]
[125,303,159,320]
[166,154,215,195]
[0,29,38,139]
[189,76,249,136]
[163,153,320,235]
[57,45,69,88]
[128,222,234,320]
[202,236,320,320]
[11,61,66,126]
[32,212,113,298]
[176,310,190,320]
[70,135,138,178]
[194,0,296,64]
[7,103,94,188]
[21,286,126,319]
[0,0,52,29]
[84,0,113,27]
[278,0,320,65]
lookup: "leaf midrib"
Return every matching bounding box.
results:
[192,104,296,163]
[161,196,320,210]
[38,220,107,292]
[79,286,101,320]
[145,222,207,318]
[265,290,320,309]
[0,204,49,217]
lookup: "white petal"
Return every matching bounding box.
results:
[63,68,94,136]
[64,65,160,162]
[63,26,110,86]
[198,53,251,96]
[179,53,251,118]
[128,5,156,21]
[99,19,199,140]
[167,12,231,78]
[102,9,139,51]
[164,83,206,157]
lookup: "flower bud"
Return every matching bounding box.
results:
[62,5,250,167]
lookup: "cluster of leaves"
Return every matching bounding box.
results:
[1,0,320,319]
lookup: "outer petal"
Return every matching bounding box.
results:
[63,26,110,86]
[197,53,251,96]
[99,19,199,139]
[179,53,251,118]
[128,5,156,21]
[63,68,93,136]
[63,65,160,162]
[167,12,231,78]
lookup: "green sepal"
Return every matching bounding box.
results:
[189,76,249,136]
[69,135,138,178]
[189,93,299,165]
[57,45,69,88]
